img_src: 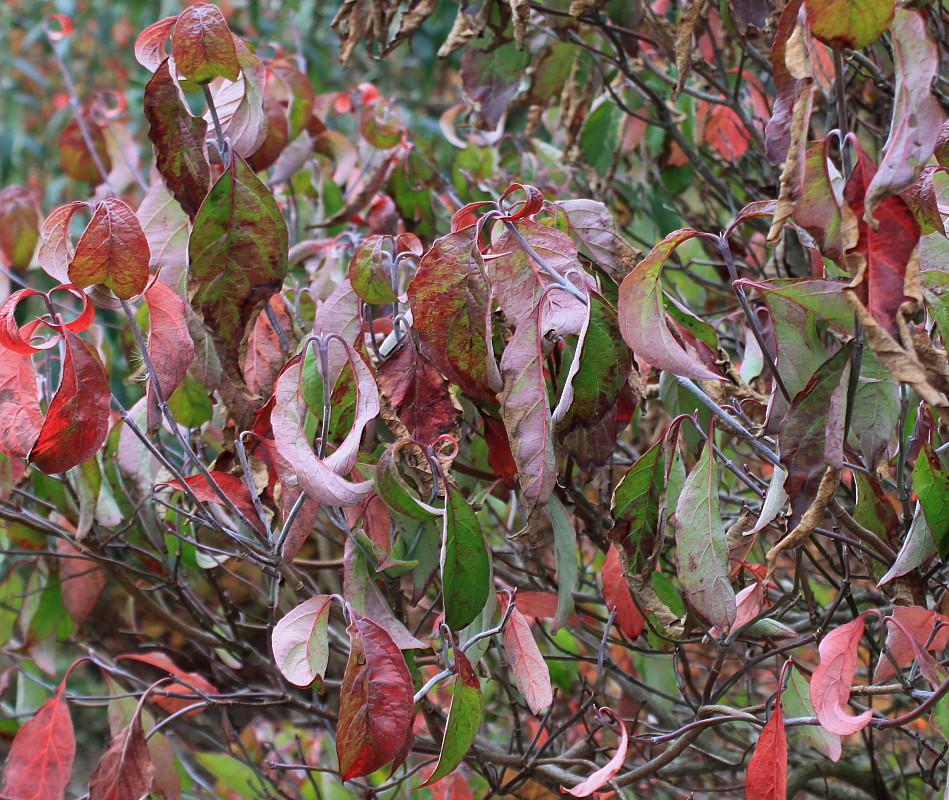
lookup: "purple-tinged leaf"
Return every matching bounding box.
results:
[145,280,195,433]
[765,0,805,165]
[87,706,155,800]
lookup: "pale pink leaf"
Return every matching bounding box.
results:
[561,708,628,797]
[810,614,873,735]
[503,607,552,714]
[271,595,333,687]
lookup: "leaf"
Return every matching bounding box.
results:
[601,545,644,640]
[793,139,859,264]
[610,439,664,573]
[764,0,805,165]
[39,202,86,283]
[459,42,529,129]
[348,235,398,305]
[561,708,628,797]
[0,345,42,458]
[548,495,578,633]
[376,341,461,446]
[170,3,239,85]
[374,441,442,520]
[270,348,378,508]
[137,181,190,288]
[87,708,155,800]
[804,0,895,51]
[271,595,333,688]
[67,198,150,299]
[119,652,218,715]
[442,486,490,631]
[674,436,736,631]
[552,198,639,283]
[145,280,195,433]
[208,37,268,157]
[420,648,483,787]
[0,185,39,270]
[157,472,265,534]
[617,229,723,381]
[30,332,112,475]
[188,154,288,382]
[2,679,74,800]
[874,606,949,682]
[408,227,501,402]
[782,666,841,761]
[913,444,949,557]
[810,614,873,735]
[864,10,944,217]
[503,607,552,714]
[879,503,936,585]
[144,59,210,220]
[745,694,787,800]
[60,113,111,183]
[134,15,177,72]
[336,610,415,780]
[58,537,106,624]
[499,310,557,514]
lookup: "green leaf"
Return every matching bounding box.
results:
[348,235,398,305]
[651,571,686,618]
[610,440,664,573]
[188,154,289,384]
[420,647,483,788]
[374,442,442,521]
[913,444,949,557]
[442,487,490,631]
[548,495,577,633]
[805,0,895,51]
[167,373,213,428]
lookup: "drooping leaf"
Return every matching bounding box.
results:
[188,154,288,382]
[170,3,239,85]
[459,42,529,129]
[134,15,177,72]
[503,606,552,714]
[30,332,111,475]
[336,610,415,780]
[271,595,333,688]
[420,647,483,787]
[810,614,873,735]
[804,0,895,51]
[408,226,501,402]
[0,345,42,459]
[2,679,74,800]
[601,545,644,640]
[87,708,155,800]
[617,229,723,381]
[374,441,442,520]
[499,309,556,514]
[144,59,210,220]
[119,652,218,715]
[674,436,736,631]
[552,198,639,283]
[442,486,490,631]
[548,495,578,633]
[913,444,949,557]
[793,140,858,264]
[782,666,841,761]
[745,693,787,800]
[864,10,944,217]
[764,0,805,165]
[137,181,190,287]
[39,202,86,284]
[0,185,39,270]
[561,708,628,797]
[60,113,111,184]
[874,606,949,683]
[610,440,664,573]
[879,503,937,585]
[57,537,106,624]
[207,37,268,157]
[145,278,195,433]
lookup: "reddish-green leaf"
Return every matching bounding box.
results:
[764,0,805,165]
[59,113,111,184]
[0,185,39,270]
[170,3,239,85]
[145,279,195,433]
[2,679,75,800]
[39,202,86,284]
[610,439,664,573]
[674,436,736,631]
[805,0,895,51]
[746,695,787,800]
[601,545,644,640]
[421,648,483,787]
[349,235,398,305]
[864,10,944,217]
[443,486,490,630]
[188,154,288,378]
[810,614,873,735]
[374,440,443,520]
[336,610,415,780]
[561,708,628,797]
[408,227,501,403]
[271,595,333,688]
[88,709,155,800]
[208,37,267,157]
[793,140,858,264]
[0,345,42,458]
[503,606,552,714]
[30,332,111,475]
[68,198,150,299]
[618,229,723,381]
[144,59,211,220]
[134,15,177,72]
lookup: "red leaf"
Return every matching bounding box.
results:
[29,332,112,475]
[745,695,787,800]
[0,185,40,270]
[429,772,475,800]
[810,614,873,735]
[561,708,628,797]
[0,344,42,458]
[873,605,949,683]
[145,280,195,433]
[157,472,265,534]
[170,3,239,85]
[2,679,75,800]
[0,285,95,355]
[601,545,644,640]
[376,340,461,445]
[87,709,155,800]
[244,296,292,397]
[499,183,544,220]
[336,611,415,780]
[57,538,107,625]
[503,607,552,714]
[481,414,517,486]
[764,0,805,165]
[118,652,218,715]
[68,199,150,299]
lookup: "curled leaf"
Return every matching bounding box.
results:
[810,614,873,735]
